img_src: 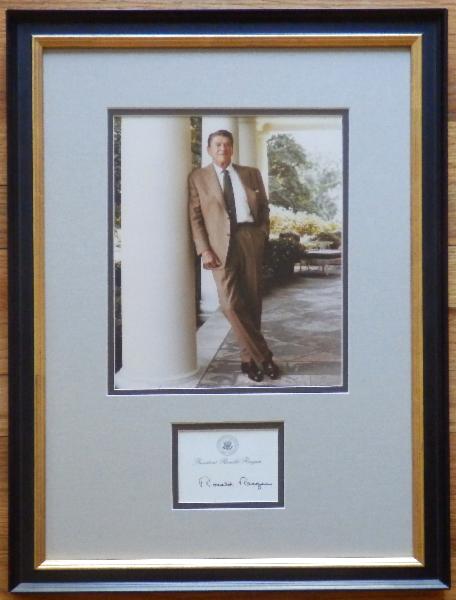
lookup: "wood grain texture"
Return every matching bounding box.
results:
[0,1,453,598]
[450,247,456,309]
[0,93,4,188]
[0,250,5,377]
[0,188,5,250]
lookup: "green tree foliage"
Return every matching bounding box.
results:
[301,162,341,220]
[267,133,341,219]
[190,116,202,170]
[267,134,312,213]
[113,116,122,229]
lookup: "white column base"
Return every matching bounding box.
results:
[114,365,200,390]
[114,308,231,390]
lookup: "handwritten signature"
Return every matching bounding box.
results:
[198,475,272,491]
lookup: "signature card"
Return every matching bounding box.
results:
[173,423,284,509]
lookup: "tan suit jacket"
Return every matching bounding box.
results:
[188,163,269,267]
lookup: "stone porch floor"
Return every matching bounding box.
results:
[196,269,343,389]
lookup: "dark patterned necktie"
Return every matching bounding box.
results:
[223,169,237,231]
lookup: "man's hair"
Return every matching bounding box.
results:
[207,129,234,147]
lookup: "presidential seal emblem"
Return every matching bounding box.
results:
[216,434,239,456]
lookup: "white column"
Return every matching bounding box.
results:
[238,116,258,167]
[256,121,274,196]
[115,116,197,389]
[257,131,270,196]
[199,117,240,314]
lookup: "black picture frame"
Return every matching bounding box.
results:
[7,8,449,593]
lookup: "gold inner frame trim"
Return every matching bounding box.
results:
[33,33,421,48]
[410,33,425,571]
[32,33,424,571]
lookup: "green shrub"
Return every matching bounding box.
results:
[269,205,340,239]
[263,235,301,282]
[279,231,300,244]
[313,230,341,249]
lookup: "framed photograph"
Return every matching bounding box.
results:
[110,108,347,393]
[8,8,449,592]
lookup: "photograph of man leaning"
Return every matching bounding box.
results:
[188,129,280,383]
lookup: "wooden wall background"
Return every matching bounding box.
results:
[0,1,452,598]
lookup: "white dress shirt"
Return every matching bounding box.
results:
[212,163,254,223]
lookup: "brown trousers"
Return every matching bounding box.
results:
[212,224,272,365]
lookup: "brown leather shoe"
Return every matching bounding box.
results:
[241,360,264,382]
[262,359,280,380]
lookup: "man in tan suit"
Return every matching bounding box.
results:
[188,129,280,382]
